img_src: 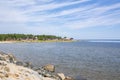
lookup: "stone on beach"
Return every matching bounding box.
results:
[16,61,24,66]
[57,73,66,80]
[0,52,17,63]
[65,76,74,80]
[43,64,55,72]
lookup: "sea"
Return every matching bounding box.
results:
[0,40,120,80]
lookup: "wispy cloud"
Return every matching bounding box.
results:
[0,0,90,22]
[66,3,120,29]
[0,0,120,38]
[23,0,89,13]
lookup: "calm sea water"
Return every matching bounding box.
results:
[0,41,120,80]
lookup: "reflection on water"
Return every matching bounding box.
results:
[0,42,120,80]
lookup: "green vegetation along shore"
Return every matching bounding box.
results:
[0,34,74,43]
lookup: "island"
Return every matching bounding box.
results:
[0,34,74,43]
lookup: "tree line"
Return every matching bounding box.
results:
[0,34,62,41]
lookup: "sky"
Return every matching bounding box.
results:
[0,0,120,39]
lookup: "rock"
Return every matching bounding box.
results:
[37,69,51,77]
[0,53,17,63]
[0,61,7,66]
[44,73,52,77]
[43,64,55,72]
[7,54,17,63]
[0,60,56,80]
[37,70,42,74]
[32,67,40,71]
[14,74,19,78]
[52,74,61,80]
[0,57,5,61]
[0,52,6,55]
[65,76,74,80]
[4,67,10,72]
[0,73,5,78]
[24,62,33,68]
[57,73,65,80]
[16,61,23,66]
[5,74,9,77]
[0,52,73,80]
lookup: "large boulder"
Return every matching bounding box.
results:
[43,64,55,72]
[57,73,65,80]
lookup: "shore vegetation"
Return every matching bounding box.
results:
[0,34,73,42]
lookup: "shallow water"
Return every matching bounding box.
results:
[0,42,120,80]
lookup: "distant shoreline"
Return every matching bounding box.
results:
[0,40,75,43]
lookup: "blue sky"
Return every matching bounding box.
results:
[0,0,120,39]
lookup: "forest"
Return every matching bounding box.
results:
[0,34,62,41]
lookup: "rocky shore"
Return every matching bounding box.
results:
[0,52,74,80]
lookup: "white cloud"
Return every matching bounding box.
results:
[44,4,97,18]
[0,0,90,23]
[0,0,36,6]
[62,3,120,29]
[65,13,120,29]
[23,0,89,13]
[0,8,27,23]
[0,0,120,34]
